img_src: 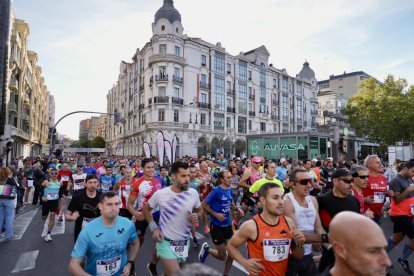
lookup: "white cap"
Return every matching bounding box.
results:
[280,158,286,163]
[312,158,318,162]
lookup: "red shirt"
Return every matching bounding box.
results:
[57,170,72,189]
[118,178,136,209]
[363,174,387,215]
[198,172,212,201]
[352,187,365,214]
[130,176,162,211]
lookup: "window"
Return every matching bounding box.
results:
[282,108,289,120]
[158,87,166,97]
[238,116,247,134]
[238,82,247,98]
[282,76,288,92]
[238,99,247,114]
[273,78,277,88]
[174,67,180,77]
[214,51,225,74]
[226,98,231,108]
[226,117,231,128]
[248,120,252,130]
[248,103,253,112]
[174,87,180,98]
[142,114,146,124]
[273,123,278,132]
[214,113,225,131]
[174,109,179,122]
[214,74,225,93]
[175,46,180,56]
[226,63,231,74]
[158,108,165,122]
[200,93,207,103]
[260,122,266,132]
[296,100,302,110]
[159,44,166,54]
[200,113,206,125]
[201,74,207,85]
[201,55,207,66]
[227,81,231,91]
[282,96,288,107]
[159,66,166,78]
[238,60,247,80]
[248,70,252,80]
[214,93,225,111]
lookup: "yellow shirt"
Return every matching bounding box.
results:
[249,177,284,194]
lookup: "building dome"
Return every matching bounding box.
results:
[154,0,181,24]
[298,61,315,80]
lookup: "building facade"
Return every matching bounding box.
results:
[79,118,91,139]
[106,0,318,157]
[5,15,51,157]
[48,94,55,127]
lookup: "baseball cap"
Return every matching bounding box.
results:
[280,158,286,163]
[332,169,352,179]
[312,158,318,162]
[326,157,334,162]
[252,156,262,163]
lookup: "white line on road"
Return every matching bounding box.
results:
[232,260,249,275]
[11,250,39,273]
[6,208,39,241]
[41,214,65,237]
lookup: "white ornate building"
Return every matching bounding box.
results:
[106,0,318,157]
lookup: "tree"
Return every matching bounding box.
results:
[90,136,106,148]
[70,140,81,148]
[343,75,414,145]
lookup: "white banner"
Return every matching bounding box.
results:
[172,135,178,162]
[165,140,172,164]
[156,131,165,166]
[143,142,151,158]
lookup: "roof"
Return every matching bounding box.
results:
[154,0,181,24]
[298,61,315,80]
[317,71,371,84]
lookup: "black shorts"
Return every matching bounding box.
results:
[135,216,160,237]
[119,208,132,220]
[390,215,414,239]
[42,199,59,216]
[210,224,233,245]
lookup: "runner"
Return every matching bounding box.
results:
[227,183,305,276]
[350,165,375,218]
[127,158,162,276]
[41,168,61,242]
[69,192,140,276]
[99,165,116,193]
[113,166,135,219]
[283,168,325,276]
[188,164,203,247]
[198,160,213,233]
[199,170,244,276]
[65,174,101,242]
[144,161,202,276]
[72,163,87,196]
[238,156,263,215]
[57,162,72,222]
[387,160,414,275]
[159,166,173,188]
[82,158,97,175]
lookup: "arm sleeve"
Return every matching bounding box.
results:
[204,188,217,205]
[128,222,138,243]
[67,197,77,212]
[147,189,160,209]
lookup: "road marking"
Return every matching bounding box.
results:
[11,250,39,273]
[41,214,65,237]
[232,260,249,275]
[6,208,39,241]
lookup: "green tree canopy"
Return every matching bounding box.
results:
[90,136,106,148]
[343,75,414,145]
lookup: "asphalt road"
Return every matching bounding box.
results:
[0,204,412,276]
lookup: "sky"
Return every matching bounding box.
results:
[11,0,414,139]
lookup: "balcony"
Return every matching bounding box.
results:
[11,126,30,141]
[173,75,183,84]
[227,106,235,113]
[272,100,279,106]
[138,104,145,110]
[271,114,279,120]
[200,82,211,90]
[248,94,255,100]
[249,111,256,116]
[260,97,266,104]
[9,77,18,91]
[147,122,187,129]
[148,53,186,66]
[200,125,211,131]
[154,96,169,104]
[198,102,210,109]
[139,84,144,91]
[8,102,17,112]
[226,89,235,96]
[172,97,183,105]
[155,74,168,82]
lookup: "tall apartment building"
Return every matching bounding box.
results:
[106,0,318,157]
[317,71,371,125]
[79,118,91,139]
[5,15,52,157]
[48,94,55,127]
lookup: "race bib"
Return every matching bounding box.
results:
[263,239,290,262]
[169,240,189,258]
[373,192,385,204]
[82,217,95,228]
[96,255,121,276]
[61,176,69,181]
[46,193,58,200]
[74,183,84,190]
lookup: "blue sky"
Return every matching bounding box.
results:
[12,0,414,139]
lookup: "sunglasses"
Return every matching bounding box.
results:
[253,162,261,164]
[50,172,58,175]
[340,178,354,184]
[355,175,368,179]
[297,179,312,185]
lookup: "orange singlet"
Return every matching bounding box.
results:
[247,214,292,276]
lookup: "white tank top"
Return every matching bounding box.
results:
[286,192,316,255]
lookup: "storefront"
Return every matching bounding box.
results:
[247,132,331,160]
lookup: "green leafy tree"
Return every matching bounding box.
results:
[70,140,81,148]
[90,136,106,148]
[343,75,414,145]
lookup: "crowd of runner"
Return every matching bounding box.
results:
[0,153,413,276]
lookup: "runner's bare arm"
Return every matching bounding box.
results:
[285,216,305,260]
[68,257,90,276]
[127,193,137,218]
[238,170,252,189]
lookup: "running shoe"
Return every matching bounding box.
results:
[204,225,210,234]
[199,242,210,263]
[398,257,413,275]
[193,237,200,248]
[146,262,158,276]
[44,234,52,242]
